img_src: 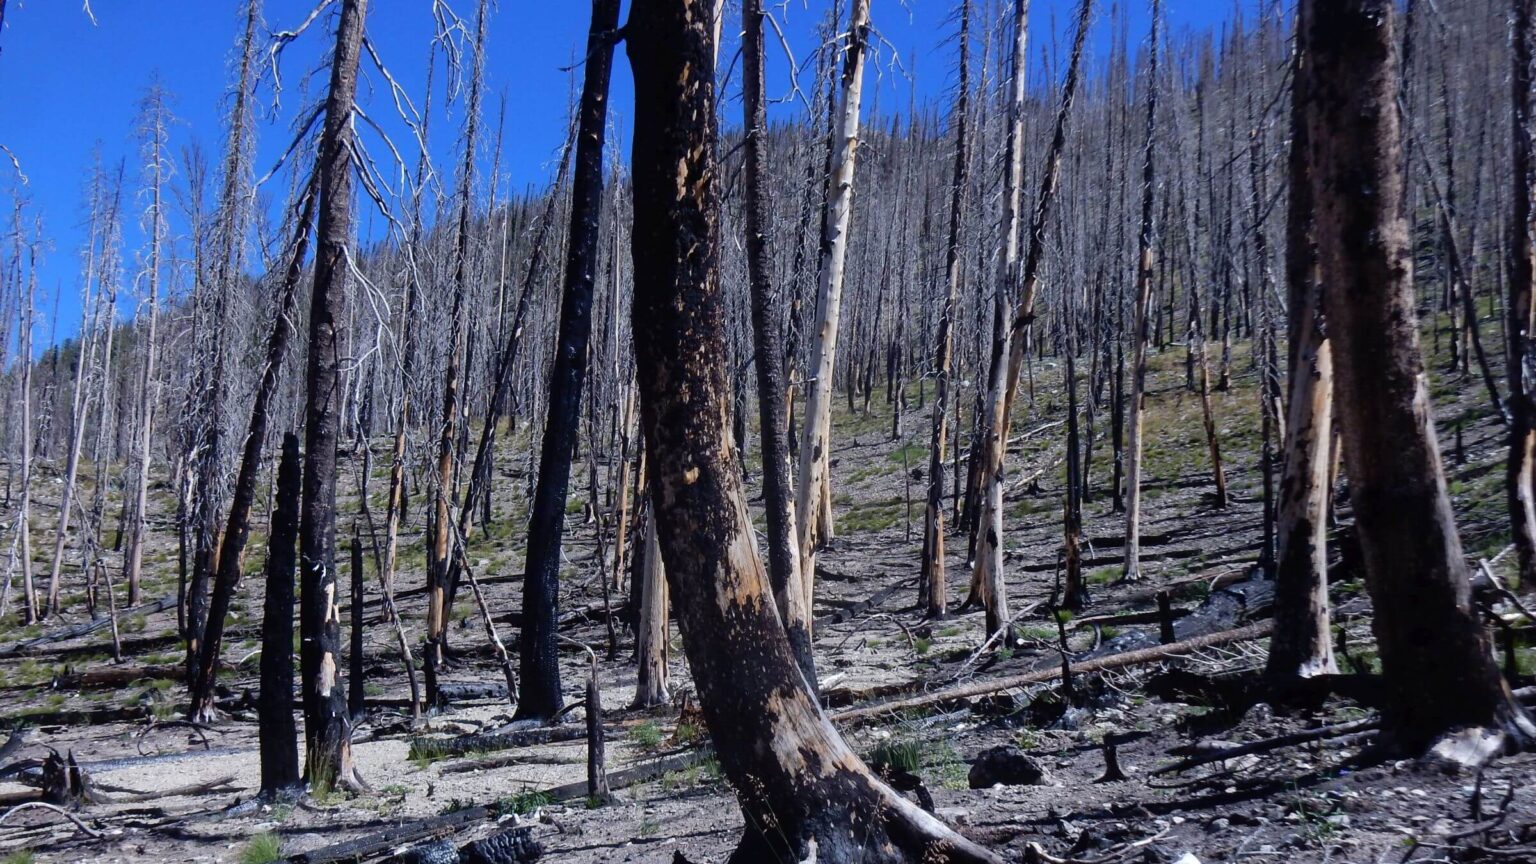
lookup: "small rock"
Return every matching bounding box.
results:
[1207,817,1230,831]
[1173,854,1202,864]
[968,746,1047,789]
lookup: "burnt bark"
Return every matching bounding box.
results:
[1268,11,1336,682]
[1307,0,1534,758]
[188,177,317,722]
[625,3,1001,860]
[517,0,621,720]
[298,0,367,791]
[259,434,301,797]
[743,0,816,689]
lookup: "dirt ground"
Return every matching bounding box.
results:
[1,334,1534,864]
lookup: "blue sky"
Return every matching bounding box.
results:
[0,0,1246,351]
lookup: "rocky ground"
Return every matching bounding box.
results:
[1,328,1533,864]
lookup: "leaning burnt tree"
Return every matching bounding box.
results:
[297,0,368,791]
[625,1,1001,860]
[187,177,317,722]
[517,0,622,720]
[1307,0,1535,761]
[426,0,490,705]
[969,0,1092,620]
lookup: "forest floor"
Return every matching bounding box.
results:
[1,324,1534,864]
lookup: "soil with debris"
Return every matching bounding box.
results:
[1,343,1533,864]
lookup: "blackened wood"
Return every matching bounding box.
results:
[516,0,621,720]
[259,434,301,796]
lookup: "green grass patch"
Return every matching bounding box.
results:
[239,833,283,864]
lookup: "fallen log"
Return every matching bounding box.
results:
[407,725,588,762]
[0,595,177,658]
[1152,717,1379,775]
[832,621,1273,726]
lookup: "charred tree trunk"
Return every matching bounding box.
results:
[1509,0,1536,588]
[625,6,1002,858]
[971,0,1031,626]
[298,0,368,792]
[188,178,317,722]
[1308,0,1534,760]
[259,434,301,797]
[921,0,974,621]
[1123,0,1162,583]
[743,0,816,689]
[1268,12,1336,682]
[632,511,669,708]
[517,0,621,720]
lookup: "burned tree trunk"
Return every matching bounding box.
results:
[795,0,871,610]
[1122,0,1162,583]
[427,0,492,700]
[742,0,815,688]
[1509,0,1536,588]
[625,4,1002,860]
[920,0,974,623]
[972,0,1091,611]
[632,512,669,708]
[188,178,317,722]
[260,434,301,797]
[517,0,621,720]
[971,0,1030,625]
[1307,0,1534,760]
[298,0,368,791]
[1268,11,1336,682]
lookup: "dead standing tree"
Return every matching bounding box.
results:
[1122,0,1162,583]
[920,0,974,621]
[743,0,816,685]
[426,0,491,706]
[1268,4,1336,681]
[969,0,1092,621]
[971,0,1030,621]
[517,0,622,720]
[1307,0,1535,761]
[187,177,318,722]
[1509,0,1536,587]
[298,0,368,791]
[625,3,1002,858]
[121,84,171,609]
[795,0,870,617]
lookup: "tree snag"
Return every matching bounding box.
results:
[626,3,1002,859]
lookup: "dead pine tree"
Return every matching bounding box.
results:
[426,0,491,705]
[259,434,302,797]
[298,0,368,793]
[743,0,816,687]
[971,0,1092,617]
[1122,0,1162,584]
[795,0,871,615]
[121,84,171,609]
[1508,0,1536,588]
[1307,0,1535,761]
[1267,6,1336,682]
[920,0,975,622]
[188,178,317,722]
[184,0,259,688]
[517,0,622,720]
[971,0,1031,623]
[625,4,1002,858]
